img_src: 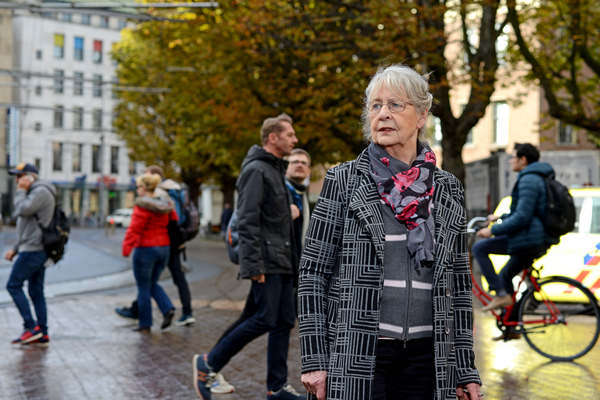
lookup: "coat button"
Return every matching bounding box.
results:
[446,289,451,297]
[445,326,450,335]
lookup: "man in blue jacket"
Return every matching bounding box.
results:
[474,143,559,321]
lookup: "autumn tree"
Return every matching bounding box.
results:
[507,0,600,135]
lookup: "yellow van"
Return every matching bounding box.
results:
[487,187,600,302]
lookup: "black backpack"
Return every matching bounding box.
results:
[537,172,576,238]
[35,205,70,264]
[225,210,239,264]
[168,189,200,250]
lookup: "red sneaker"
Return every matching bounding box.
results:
[23,334,50,347]
[11,326,43,344]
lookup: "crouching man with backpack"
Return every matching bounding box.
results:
[5,163,56,346]
[474,143,561,340]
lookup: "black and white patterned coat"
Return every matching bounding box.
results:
[298,149,481,400]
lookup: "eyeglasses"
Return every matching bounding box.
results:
[290,160,309,167]
[368,100,413,115]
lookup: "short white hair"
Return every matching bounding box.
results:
[361,64,434,142]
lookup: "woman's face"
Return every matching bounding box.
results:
[369,87,427,150]
[136,184,147,197]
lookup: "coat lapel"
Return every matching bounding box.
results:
[348,150,386,265]
[432,169,450,287]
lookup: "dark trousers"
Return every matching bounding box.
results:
[472,235,549,297]
[372,338,435,400]
[208,274,296,391]
[216,289,256,344]
[168,247,192,315]
[133,246,174,327]
[6,250,48,334]
[130,248,192,316]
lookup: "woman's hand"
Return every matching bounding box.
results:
[291,204,300,220]
[457,383,482,400]
[476,227,492,238]
[301,370,327,399]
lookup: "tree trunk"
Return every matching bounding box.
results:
[181,168,202,204]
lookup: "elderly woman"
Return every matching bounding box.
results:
[298,65,482,400]
[123,173,178,333]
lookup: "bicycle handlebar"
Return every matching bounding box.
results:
[467,216,489,234]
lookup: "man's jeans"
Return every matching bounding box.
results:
[208,273,296,391]
[132,246,174,327]
[473,235,549,297]
[6,250,48,333]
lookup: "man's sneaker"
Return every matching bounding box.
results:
[176,315,196,326]
[23,334,50,347]
[267,384,307,400]
[11,326,43,345]
[193,354,214,399]
[210,372,235,394]
[115,307,138,321]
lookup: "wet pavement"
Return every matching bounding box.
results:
[0,230,599,399]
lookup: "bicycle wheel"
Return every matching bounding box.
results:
[518,276,600,361]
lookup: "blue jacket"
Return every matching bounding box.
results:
[491,161,560,253]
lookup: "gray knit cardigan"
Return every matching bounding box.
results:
[297,148,481,400]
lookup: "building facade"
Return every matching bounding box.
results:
[9,9,139,223]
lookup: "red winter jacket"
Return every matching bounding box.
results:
[122,196,178,257]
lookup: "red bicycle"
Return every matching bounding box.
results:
[468,217,600,361]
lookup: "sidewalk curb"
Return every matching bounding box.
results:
[0,269,136,305]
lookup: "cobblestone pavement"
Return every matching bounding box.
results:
[0,234,599,399]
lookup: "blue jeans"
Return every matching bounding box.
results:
[473,235,549,297]
[132,246,174,327]
[6,250,48,334]
[208,274,296,391]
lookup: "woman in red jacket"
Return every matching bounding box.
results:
[123,173,178,332]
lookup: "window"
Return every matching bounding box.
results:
[36,50,42,59]
[81,14,91,25]
[53,143,63,171]
[111,42,118,67]
[100,16,109,28]
[74,37,84,60]
[492,101,509,145]
[35,85,42,95]
[74,72,83,95]
[62,13,72,22]
[93,40,102,63]
[34,158,41,170]
[432,116,442,146]
[73,144,82,172]
[73,107,83,129]
[111,147,119,174]
[34,122,41,132]
[558,121,576,144]
[118,20,127,30]
[54,34,64,58]
[93,74,102,97]
[54,106,64,128]
[460,104,474,145]
[54,69,64,93]
[92,109,102,131]
[129,161,136,175]
[92,145,101,173]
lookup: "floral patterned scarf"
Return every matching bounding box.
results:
[368,142,437,273]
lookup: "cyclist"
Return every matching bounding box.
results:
[473,143,559,337]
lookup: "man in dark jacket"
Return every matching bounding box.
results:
[474,143,559,326]
[193,114,305,400]
[5,163,56,347]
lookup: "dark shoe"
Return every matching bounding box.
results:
[162,308,176,329]
[193,354,214,399]
[132,326,151,333]
[176,314,196,326]
[23,334,50,347]
[267,384,307,400]
[115,307,138,321]
[12,326,43,344]
[492,331,522,341]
